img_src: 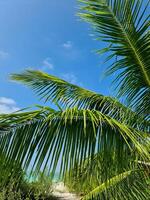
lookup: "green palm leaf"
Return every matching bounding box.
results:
[81,169,150,200]
[79,0,150,116]
[0,1,150,199]
[0,107,149,176]
[10,70,149,131]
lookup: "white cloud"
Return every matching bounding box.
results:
[0,97,20,114]
[61,41,82,60]
[0,97,16,105]
[42,57,54,70]
[61,73,78,84]
[62,41,73,49]
[0,50,9,59]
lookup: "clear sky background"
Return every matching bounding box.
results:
[0,0,114,113]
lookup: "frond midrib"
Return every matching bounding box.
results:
[82,170,132,200]
[107,5,150,86]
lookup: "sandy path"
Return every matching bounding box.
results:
[52,182,80,200]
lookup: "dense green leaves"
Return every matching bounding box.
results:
[65,152,150,200]
[0,107,149,177]
[82,170,150,200]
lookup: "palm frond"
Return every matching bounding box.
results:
[65,150,150,199]
[0,107,149,177]
[79,0,150,116]
[82,169,150,200]
[10,70,150,132]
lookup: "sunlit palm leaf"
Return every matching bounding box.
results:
[79,0,150,116]
[10,70,149,132]
[65,150,150,199]
[0,1,149,199]
[0,107,149,177]
[82,169,150,200]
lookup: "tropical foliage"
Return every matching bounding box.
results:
[0,153,57,200]
[0,0,150,199]
[0,153,25,192]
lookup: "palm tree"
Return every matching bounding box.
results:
[0,0,150,199]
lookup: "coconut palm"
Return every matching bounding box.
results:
[0,0,150,199]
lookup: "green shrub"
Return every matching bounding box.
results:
[0,154,57,199]
[0,154,25,189]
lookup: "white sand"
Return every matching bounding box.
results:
[52,182,80,200]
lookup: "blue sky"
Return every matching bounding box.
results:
[0,0,113,113]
